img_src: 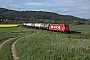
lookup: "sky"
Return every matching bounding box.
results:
[0,0,90,19]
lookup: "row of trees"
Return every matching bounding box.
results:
[3,18,90,25]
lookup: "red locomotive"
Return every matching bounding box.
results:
[49,24,70,32]
[23,23,70,33]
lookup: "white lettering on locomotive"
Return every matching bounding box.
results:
[51,26,53,28]
[51,26,60,28]
[53,26,60,28]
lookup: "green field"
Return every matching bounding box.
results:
[0,25,90,60]
[0,26,33,43]
[70,25,90,34]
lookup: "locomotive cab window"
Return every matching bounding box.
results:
[65,25,69,28]
[67,25,69,28]
[62,26,63,27]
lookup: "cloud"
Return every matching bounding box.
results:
[0,0,12,3]
[9,5,20,7]
[26,2,43,6]
[0,0,12,6]
[75,0,89,3]
[53,0,75,5]
[25,2,52,6]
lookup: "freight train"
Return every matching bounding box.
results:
[23,23,70,33]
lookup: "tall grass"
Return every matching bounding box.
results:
[0,38,17,60]
[16,30,90,60]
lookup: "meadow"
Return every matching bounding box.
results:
[70,25,90,34]
[0,25,90,60]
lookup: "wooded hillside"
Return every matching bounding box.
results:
[0,8,90,24]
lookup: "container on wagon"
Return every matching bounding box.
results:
[26,23,32,26]
[34,23,41,28]
[39,23,45,29]
[44,24,49,29]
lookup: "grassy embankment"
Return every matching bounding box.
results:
[15,25,90,60]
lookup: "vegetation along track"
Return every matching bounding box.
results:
[11,31,39,60]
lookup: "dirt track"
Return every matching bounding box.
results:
[11,32,39,60]
[0,31,38,60]
[0,38,15,50]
